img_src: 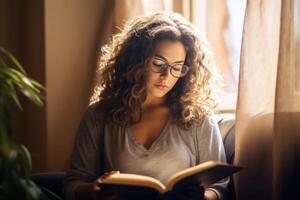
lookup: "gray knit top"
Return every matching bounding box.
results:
[63,103,228,200]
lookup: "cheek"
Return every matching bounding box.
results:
[145,71,156,86]
[169,77,179,88]
[145,72,159,93]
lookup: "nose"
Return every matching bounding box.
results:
[159,66,172,78]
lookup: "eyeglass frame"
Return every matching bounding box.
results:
[149,57,190,78]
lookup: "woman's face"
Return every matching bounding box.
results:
[145,40,187,100]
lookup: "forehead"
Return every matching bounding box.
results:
[153,40,186,62]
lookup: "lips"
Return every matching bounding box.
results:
[154,84,168,90]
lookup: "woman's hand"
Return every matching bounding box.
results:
[75,171,120,200]
[204,190,218,200]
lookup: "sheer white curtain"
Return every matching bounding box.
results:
[235,0,300,199]
[273,1,300,199]
[113,0,172,29]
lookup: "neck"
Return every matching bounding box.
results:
[142,95,167,109]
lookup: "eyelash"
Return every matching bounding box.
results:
[153,62,182,74]
[153,61,164,66]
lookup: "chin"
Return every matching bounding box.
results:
[150,90,168,98]
[153,92,166,98]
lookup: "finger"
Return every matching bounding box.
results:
[101,172,113,179]
[103,171,120,178]
[96,177,103,186]
[104,171,119,176]
[96,171,120,185]
[92,183,102,192]
[110,170,120,174]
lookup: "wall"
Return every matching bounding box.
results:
[1,0,113,171]
[45,0,112,171]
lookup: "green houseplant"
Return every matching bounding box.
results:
[0,47,61,200]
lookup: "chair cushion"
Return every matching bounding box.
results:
[216,113,235,164]
[216,113,236,200]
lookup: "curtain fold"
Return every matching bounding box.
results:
[273,0,300,199]
[234,0,281,199]
[235,0,300,199]
[113,0,174,29]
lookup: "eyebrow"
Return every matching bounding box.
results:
[154,54,185,64]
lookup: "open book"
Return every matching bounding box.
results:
[100,161,242,197]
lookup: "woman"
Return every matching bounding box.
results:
[64,13,228,200]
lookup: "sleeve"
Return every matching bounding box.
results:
[63,103,103,200]
[195,114,230,200]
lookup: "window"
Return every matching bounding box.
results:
[196,0,246,111]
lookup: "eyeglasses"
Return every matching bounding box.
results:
[150,58,189,78]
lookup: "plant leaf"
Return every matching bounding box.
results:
[19,179,45,200]
[6,79,22,109]
[21,87,44,107]
[0,46,47,200]
[0,67,24,89]
[0,105,11,156]
[0,79,22,110]
[29,78,45,90]
[13,144,32,179]
[6,149,18,174]
[0,67,44,107]
[0,47,26,74]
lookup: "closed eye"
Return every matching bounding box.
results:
[153,63,164,67]
[172,65,183,71]
[173,67,181,72]
[152,60,166,67]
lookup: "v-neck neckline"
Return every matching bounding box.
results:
[126,116,171,152]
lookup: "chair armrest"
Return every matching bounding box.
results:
[31,172,66,199]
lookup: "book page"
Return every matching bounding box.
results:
[165,161,217,191]
[165,161,242,191]
[102,173,166,193]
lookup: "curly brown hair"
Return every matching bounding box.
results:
[90,12,220,129]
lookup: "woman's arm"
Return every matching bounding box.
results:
[63,103,103,200]
[74,171,120,200]
[196,114,229,200]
